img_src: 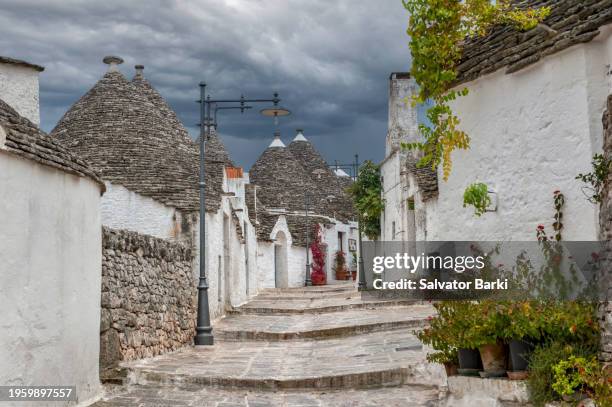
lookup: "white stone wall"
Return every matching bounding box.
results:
[380,151,405,242]
[0,63,40,125]
[422,36,612,241]
[0,152,103,406]
[100,182,187,240]
[202,174,257,319]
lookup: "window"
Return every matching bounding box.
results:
[392,221,396,240]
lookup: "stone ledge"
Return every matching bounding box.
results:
[447,376,529,404]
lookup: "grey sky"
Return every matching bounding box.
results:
[0,0,412,169]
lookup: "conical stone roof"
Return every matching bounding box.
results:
[249,139,320,214]
[51,60,229,212]
[287,132,355,222]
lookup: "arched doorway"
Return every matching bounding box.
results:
[273,231,288,288]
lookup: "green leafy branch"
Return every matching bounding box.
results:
[402,0,550,180]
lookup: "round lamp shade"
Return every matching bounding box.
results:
[260,106,291,117]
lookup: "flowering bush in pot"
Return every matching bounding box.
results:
[417,301,481,375]
[309,224,326,285]
[333,250,349,280]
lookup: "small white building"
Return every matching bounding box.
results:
[249,130,359,287]
[382,2,612,242]
[0,57,105,405]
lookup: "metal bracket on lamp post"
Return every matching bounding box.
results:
[194,83,289,346]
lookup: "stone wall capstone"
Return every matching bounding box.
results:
[100,227,196,370]
[599,94,612,364]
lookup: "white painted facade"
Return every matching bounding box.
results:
[100,181,192,241]
[0,152,103,406]
[0,61,41,125]
[254,213,359,289]
[382,28,612,242]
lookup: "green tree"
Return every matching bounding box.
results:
[348,161,384,240]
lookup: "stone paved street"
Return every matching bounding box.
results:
[92,282,445,406]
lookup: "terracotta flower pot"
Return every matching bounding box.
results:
[444,362,459,377]
[351,270,357,281]
[479,342,507,376]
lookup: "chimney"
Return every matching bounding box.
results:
[293,129,307,142]
[102,55,124,72]
[0,56,44,125]
[269,131,285,148]
[386,72,418,156]
[134,64,144,79]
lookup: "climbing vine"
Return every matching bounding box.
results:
[402,0,550,180]
[575,153,612,204]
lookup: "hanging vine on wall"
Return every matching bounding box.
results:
[401,0,550,180]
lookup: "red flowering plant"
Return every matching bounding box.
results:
[309,223,327,285]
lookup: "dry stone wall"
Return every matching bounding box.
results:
[599,94,612,364]
[99,227,196,370]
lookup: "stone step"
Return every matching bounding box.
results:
[91,383,443,406]
[254,290,359,300]
[123,330,445,392]
[215,305,434,341]
[260,283,356,295]
[231,299,420,315]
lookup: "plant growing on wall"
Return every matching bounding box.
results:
[576,153,611,204]
[348,160,384,240]
[401,0,550,180]
[536,191,565,242]
[310,223,327,285]
[463,182,491,216]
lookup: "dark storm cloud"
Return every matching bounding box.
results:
[0,0,412,168]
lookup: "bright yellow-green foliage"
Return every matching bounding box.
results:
[402,0,550,180]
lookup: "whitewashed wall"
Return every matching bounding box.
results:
[423,32,612,241]
[0,63,40,125]
[0,152,103,406]
[100,182,188,240]
[202,172,258,320]
[381,152,405,242]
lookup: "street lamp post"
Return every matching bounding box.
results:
[355,154,367,290]
[194,83,289,346]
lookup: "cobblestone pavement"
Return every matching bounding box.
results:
[92,283,444,406]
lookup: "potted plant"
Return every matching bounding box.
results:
[416,311,459,377]
[503,301,542,379]
[469,301,509,378]
[418,302,481,376]
[333,250,348,280]
[310,224,327,285]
